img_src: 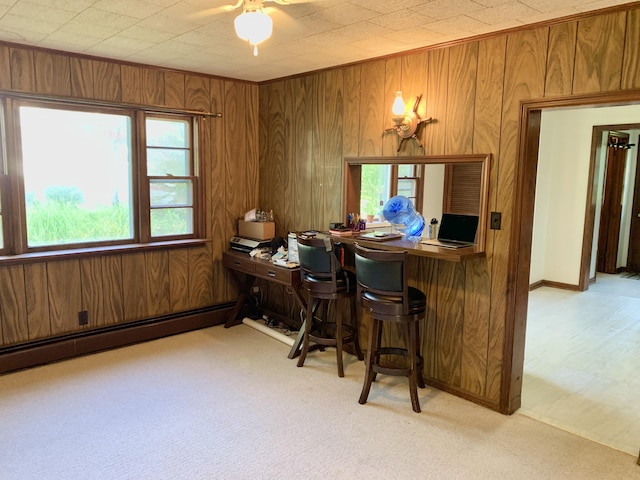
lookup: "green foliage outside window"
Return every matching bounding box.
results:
[360,164,389,219]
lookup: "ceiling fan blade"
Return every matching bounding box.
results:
[189,0,243,20]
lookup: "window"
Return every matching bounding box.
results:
[146,116,195,239]
[0,97,201,256]
[359,163,424,221]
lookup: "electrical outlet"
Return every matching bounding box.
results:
[78,310,89,326]
[490,212,502,230]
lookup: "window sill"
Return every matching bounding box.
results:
[0,239,210,266]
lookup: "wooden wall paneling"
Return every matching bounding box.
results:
[101,255,124,325]
[434,260,465,386]
[473,38,506,399]
[473,37,506,158]
[140,67,165,106]
[399,52,429,157]
[383,57,402,156]
[145,250,170,316]
[188,246,214,308]
[258,83,271,218]
[24,263,50,339]
[622,8,640,90]
[358,61,385,156]
[545,22,577,97]
[80,257,105,328]
[424,48,449,155]
[185,75,215,307]
[34,51,71,96]
[290,77,315,231]
[121,65,142,104]
[164,71,185,108]
[0,45,10,89]
[460,257,491,396]
[445,42,478,155]
[223,81,248,224]
[169,249,190,312]
[245,83,259,214]
[263,81,285,230]
[573,11,626,94]
[186,74,211,112]
[319,69,343,228]
[70,57,95,99]
[411,256,439,379]
[9,47,35,92]
[490,27,548,409]
[47,260,82,336]
[122,252,149,321]
[0,265,28,345]
[92,60,122,102]
[209,78,227,303]
[343,65,361,157]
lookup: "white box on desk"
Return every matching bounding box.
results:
[238,220,275,240]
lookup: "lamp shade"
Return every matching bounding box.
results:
[234,10,273,46]
[392,91,405,116]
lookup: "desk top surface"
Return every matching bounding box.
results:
[325,233,484,262]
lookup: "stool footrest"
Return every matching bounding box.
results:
[372,347,423,377]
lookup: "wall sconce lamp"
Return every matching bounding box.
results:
[385,91,433,152]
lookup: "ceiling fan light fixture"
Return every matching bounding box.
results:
[234,9,273,47]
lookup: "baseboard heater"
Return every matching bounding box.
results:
[0,303,234,375]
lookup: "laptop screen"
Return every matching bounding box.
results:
[438,213,479,243]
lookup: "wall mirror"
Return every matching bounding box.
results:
[343,154,491,250]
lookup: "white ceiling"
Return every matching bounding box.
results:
[0,0,636,83]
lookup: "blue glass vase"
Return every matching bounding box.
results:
[382,195,425,239]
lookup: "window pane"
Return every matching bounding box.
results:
[151,208,193,236]
[150,179,192,207]
[20,106,133,247]
[398,178,417,199]
[360,164,390,218]
[147,148,188,176]
[398,164,415,177]
[146,118,188,148]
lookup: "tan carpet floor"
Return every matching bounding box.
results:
[0,324,637,479]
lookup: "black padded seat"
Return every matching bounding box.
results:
[295,234,363,377]
[355,244,427,413]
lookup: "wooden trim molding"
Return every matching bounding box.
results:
[529,280,581,291]
[0,304,233,374]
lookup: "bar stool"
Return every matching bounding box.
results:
[296,234,363,377]
[354,244,427,412]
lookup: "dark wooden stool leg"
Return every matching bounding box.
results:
[408,319,421,413]
[413,317,425,389]
[335,300,345,377]
[351,295,364,361]
[359,316,381,405]
[297,296,318,368]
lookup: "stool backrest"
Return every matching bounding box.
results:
[297,234,343,291]
[354,244,410,313]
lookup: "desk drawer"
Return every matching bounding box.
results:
[223,254,256,275]
[254,262,295,285]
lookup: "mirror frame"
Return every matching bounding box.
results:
[343,154,491,251]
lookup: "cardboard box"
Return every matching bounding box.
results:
[238,220,275,240]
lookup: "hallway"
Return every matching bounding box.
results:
[520,273,640,455]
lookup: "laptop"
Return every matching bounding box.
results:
[421,213,479,249]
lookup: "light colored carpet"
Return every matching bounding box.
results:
[0,324,637,480]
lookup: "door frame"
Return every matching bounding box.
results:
[505,90,640,414]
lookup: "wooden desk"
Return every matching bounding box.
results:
[327,234,485,262]
[223,250,305,359]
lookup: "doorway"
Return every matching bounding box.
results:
[511,93,640,456]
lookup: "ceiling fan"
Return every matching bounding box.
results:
[198,0,320,56]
